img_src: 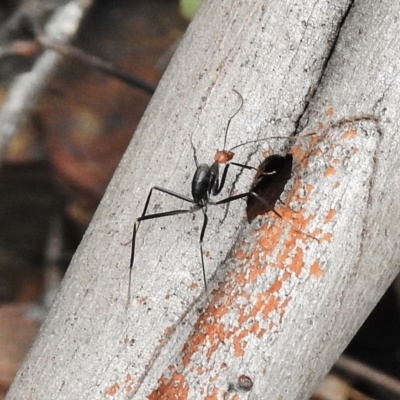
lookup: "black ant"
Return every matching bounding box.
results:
[128,90,347,303]
[128,104,379,304]
[128,90,286,302]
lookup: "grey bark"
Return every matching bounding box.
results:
[6,0,400,399]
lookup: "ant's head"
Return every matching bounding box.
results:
[214,149,234,164]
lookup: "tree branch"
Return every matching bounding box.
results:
[6,0,400,399]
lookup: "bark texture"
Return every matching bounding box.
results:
[6,0,400,399]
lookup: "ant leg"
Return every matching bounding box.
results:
[215,191,253,205]
[214,163,231,195]
[198,193,253,294]
[215,162,258,196]
[199,208,209,294]
[131,186,194,277]
[128,207,195,307]
[129,208,194,307]
[134,186,194,243]
[230,161,258,171]
[140,186,194,220]
[127,186,195,307]
[127,223,138,308]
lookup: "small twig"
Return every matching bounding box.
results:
[37,35,156,95]
[334,354,400,398]
[0,0,94,162]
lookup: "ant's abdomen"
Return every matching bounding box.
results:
[192,164,214,204]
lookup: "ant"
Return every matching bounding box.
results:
[128,90,284,302]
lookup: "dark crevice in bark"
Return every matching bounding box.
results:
[293,0,355,135]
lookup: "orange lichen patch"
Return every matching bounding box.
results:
[290,143,308,163]
[326,107,334,117]
[138,297,148,304]
[148,373,189,400]
[288,247,304,276]
[245,297,263,319]
[205,322,232,343]
[196,366,204,375]
[319,232,333,242]
[246,254,270,283]
[235,250,247,260]
[232,331,248,357]
[204,250,211,258]
[260,294,280,319]
[333,182,340,189]
[289,181,315,204]
[104,382,120,396]
[258,225,284,256]
[277,206,295,220]
[341,129,357,139]
[126,385,133,394]
[309,133,321,148]
[125,374,134,393]
[164,326,173,335]
[286,210,315,233]
[206,340,225,359]
[181,306,238,366]
[159,171,322,386]
[212,301,232,319]
[268,320,275,330]
[237,305,249,325]
[269,278,283,293]
[317,122,324,131]
[182,331,206,366]
[311,146,324,158]
[257,327,267,338]
[246,203,316,276]
[204,387,219,400]
[310,260,324,278]
[231,251,260,285]
[332,158,340,164]
[236,289,287,328]
[324,209,336,223]
[249,321,260,334]
[263,295,281,319]
[189,282,198,289]
[324,166,336,176]
[282,209,315,235]
[352,147,359,154]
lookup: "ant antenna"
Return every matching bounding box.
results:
[229,113,380,154]
[222,89,244,150]
[190,134,199,168]
[229,132,316,152]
